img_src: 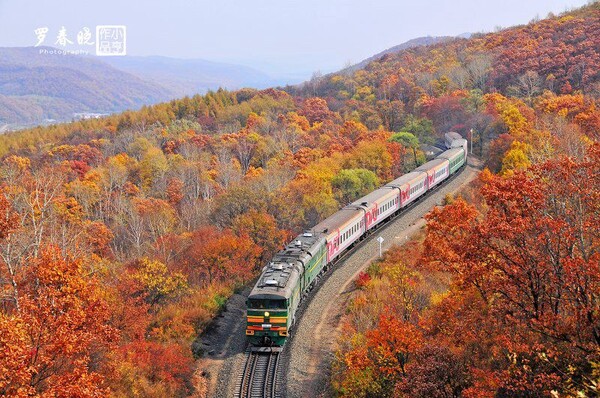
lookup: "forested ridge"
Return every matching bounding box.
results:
[0,3,599,397]
[0,47,172,125]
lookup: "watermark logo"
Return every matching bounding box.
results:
[96,26,126,56]
[33,25,126,56]
[77,27,94,46]
[34,27,49,47]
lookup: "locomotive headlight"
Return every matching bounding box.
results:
[264,311,270,317]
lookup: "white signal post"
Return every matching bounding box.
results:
[469,128,474,154]
[377,236,384,258]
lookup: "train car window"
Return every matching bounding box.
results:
[248,299,287,309]
[270,300,286,309]
[248,299,266,309]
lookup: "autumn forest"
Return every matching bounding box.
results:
[1,2,600,397]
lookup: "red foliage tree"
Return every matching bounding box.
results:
[0,247,117,396]
[300,97,336,125]
[424,144,600,394]
[182,226,261,287]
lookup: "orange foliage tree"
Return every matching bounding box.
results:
[183,226,261,287]
[0,247,117,396]
[423,144,600,394]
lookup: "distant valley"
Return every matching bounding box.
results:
[0,47,172,129]
[0,48,298,130]
[102,56,291,97]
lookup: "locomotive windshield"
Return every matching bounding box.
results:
[247,299,287,309]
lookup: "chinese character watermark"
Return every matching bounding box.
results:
[33,25,126,56]
[77,27,94,45]
[55,26,74,47]
[96,25,126,56]
[34,27,48,47]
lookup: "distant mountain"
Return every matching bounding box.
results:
[0,48,294,129]
[102,56,285,97]
[344,36,458,72]
[456,32,473,39]
[0,47,175,127]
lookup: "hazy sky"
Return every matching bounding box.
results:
[0,0,589,76]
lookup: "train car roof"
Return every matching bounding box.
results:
[349,187,396,207]
[450,138,467,148]
[415,158,448,173]
[312,207,363,237]
[445,131,462,140]
[385,171,427,189]
[248,231,325,300]
[437,147,464,159]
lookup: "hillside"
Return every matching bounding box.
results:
[310,6,600,101]
[343,36,457,72]
[0,3,599,397]
[0,47,176,126]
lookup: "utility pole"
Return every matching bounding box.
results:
[377,236,384,258]
[469,128,474,154]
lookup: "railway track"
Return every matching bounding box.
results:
[235,350,281,398]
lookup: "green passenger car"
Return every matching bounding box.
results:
[441,147,466,174]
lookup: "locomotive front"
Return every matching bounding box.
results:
[246,293,289,346]
[246,258,301,347]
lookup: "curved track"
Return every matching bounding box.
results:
[284,159,482,397]
[235,350,281,398]
[201,158,482,398]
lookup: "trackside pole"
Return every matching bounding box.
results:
[377,236,384,258]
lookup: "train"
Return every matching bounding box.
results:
[444,131,463,149]
[245,135,468,347]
